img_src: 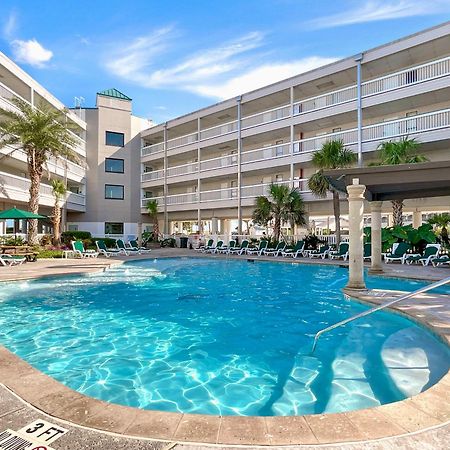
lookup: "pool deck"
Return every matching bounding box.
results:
[0,248,449,449]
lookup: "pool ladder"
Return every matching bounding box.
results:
[311,275,450,353]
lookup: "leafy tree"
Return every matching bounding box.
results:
[252,183,306,241]
[146,199,160,240]
[0,99,78,244]
[427,212,450,247]
[308,140,357,245]
[51,179,67,245]
[373,137,427,226]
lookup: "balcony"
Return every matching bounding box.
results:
[141,56,450,157]
[293,108,450,154]
[0,171,86,212]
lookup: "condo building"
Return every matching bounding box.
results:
[140,22,450,237]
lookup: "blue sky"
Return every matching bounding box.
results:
[1,1,450,124]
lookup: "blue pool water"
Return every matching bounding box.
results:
[0,258,449,416]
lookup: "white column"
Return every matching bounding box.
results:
[237,96,242,234]
[412,209,422,228]
[346,181,366,290]
[369,201,383,274]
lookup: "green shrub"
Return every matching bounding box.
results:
[61,231,92,245]
[0,236,25,246]
[37,249,63,259]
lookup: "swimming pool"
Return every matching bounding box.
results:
[0,258,448,416]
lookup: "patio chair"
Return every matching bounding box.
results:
[309,245,330,259]
[229,239,249,255]
[195,239,214,252]
[263,241,286,257]
[205,240,224,254]
[405,244,441,266]
[96,240,122,257]
[363,243,371,262]
[281,240,305,258]
[0,254,26,266]
[71,240,99,258]
[128,240,152,254]
[431,255,450,267]
[116,239,139,256]
[217,240,235,254]
[246,240,268,256]
[385,242,410,264]
[329,242,350,261]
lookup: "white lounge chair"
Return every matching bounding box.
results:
[0,254,26,266]
[229,240,249,255]
[246,240,268,256]
[309,245,330,259]
[96,240,122,257]
[385,242,410,264]
[128,240,152,254]
[281,240,305,258]
[329,242,349,261]
[405,244,441,266]
[71,240,99,258]
[263,241,286,257]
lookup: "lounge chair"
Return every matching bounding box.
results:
[385,242,410,264]
[217,240,235,254]
[246,240,268,256]
[96,240,122,257]
[263,241,286,257]
[363,243,371,262]
[128,240,152,254]
[281,240,305,258]
[431,255,450,267]
[116,239,139,256]
[405,244,441,266]
[229,239,249,255]
[309,245,330,259]
[205,240,224,254]
[329,242,349,261]
[195,239,214,252]
[71,240,99,258]
[0,254,26,266]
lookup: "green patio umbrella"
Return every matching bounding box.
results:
[0,207,48,239]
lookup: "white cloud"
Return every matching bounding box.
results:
[309,0,450,29]
[106,29,337,100]
[3,11,17,38]
[11,38,53,67]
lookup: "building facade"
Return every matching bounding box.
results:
[140,22,450,237]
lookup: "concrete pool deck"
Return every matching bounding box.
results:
[0,248,449,448]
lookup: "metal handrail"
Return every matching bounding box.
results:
[311,275,450,353]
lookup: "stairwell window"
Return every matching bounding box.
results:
[105,184,124,200]
[105,158,124,173]
[105,131,125,147]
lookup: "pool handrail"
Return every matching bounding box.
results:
[311,275,450,353]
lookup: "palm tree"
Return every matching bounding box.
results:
[428,212,450,247]
[0,98,78,244]
[308,140,357,245]
[252,183,306,241]
[146,199,160,239]
[374,137,427,225]
[51,179,67,245]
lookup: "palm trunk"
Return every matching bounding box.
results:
[273,216,281,242]
[28,170,41,245]
[332,190,341,245]
[391,200,404,226]
[52,197,61,245]
[153,215,160,239]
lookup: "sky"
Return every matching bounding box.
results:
[1,1,450,124]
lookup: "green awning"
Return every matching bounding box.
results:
[0,207,47,220]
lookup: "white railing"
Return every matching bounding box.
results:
[200,187,238,202]
[241,105,290,129]
[241,143,290,164]
[167,132,198,150]
[167,192,198,205]
[200,153,238,171]
[141,170,164,182]
[200,120,238,140]
[167,161,198,177]
[142,142,164,157]
[66,191,86,206]
[293,129,358,153]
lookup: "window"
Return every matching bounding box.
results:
[105,131,124,147]
[105,222,124,234]
[105,184,124,200]
[105,158,124,173]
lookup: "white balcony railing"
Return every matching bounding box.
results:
[141,169,164,182]
[67,191,86,206]
[200,187,238,202]
[200,153,238,171]
[141,56,450,156]
[241,143,290,164]
[167,162,198,178]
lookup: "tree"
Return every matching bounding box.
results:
[374,137,427,226]
[308,140,357,244]
[0,99,78,244]
[146,199,160,240]
[252,183,306,241]
[51,179,67,245]
[428,212,450,247]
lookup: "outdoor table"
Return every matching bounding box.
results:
[0,245,38,262]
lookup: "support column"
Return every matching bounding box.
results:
[412,209,422,228]
[369,201,383,274]
[237,96,242,234]
[346,180,366,290]
[197,117,201,233]
[355,54,363,168]
[163,123,169,236]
